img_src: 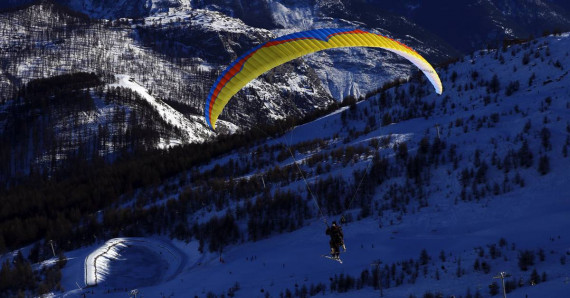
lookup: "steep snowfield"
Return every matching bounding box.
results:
[53,33,570,297]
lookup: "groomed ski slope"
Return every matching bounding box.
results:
[58,33,570,297]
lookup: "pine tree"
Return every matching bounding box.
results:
[489,281,499,296]
[518,140,533,167]
[488,74,501,93]
[518,250,535,271]
[397,143,409,160]
[538,155,550,175]
[420,249,430,265]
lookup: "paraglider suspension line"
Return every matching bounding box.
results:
[285,145,329,227]
[250,123,329,227]
[342,137,383,218]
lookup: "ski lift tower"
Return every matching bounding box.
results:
[371,260,383,297]
[493,271,511,298]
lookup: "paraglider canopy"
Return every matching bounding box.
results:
[205,28,443,130]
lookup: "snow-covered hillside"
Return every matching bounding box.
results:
[40,33,570,297]
[0,1,333,177]
[0,1,334,126]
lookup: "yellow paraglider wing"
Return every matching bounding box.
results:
[205,28,443,129]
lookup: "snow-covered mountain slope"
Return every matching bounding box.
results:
[0,2,333,138]
[0,2,340,179]
[44,33,570,297]
[0,0,451,143]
